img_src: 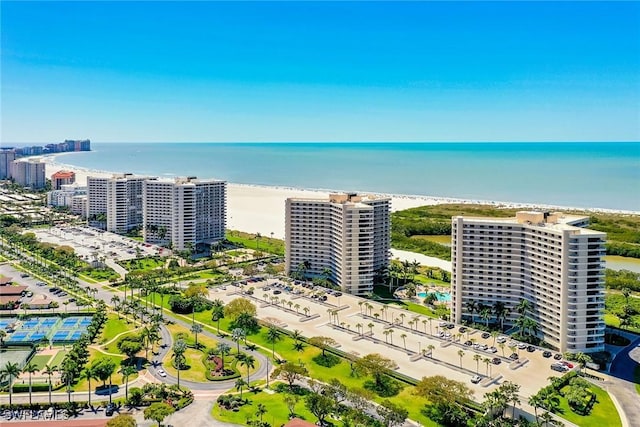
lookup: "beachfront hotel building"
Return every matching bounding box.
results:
[142,177,226,251]
[285,193,391,296]
[51,170,76,190]
[451,211,606,353]
[106,174,155,234]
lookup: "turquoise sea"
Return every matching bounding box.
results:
[49,142,639,212]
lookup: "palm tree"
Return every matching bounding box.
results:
[120,365,137,401]
[480,307,492,327]
[368,322,374,335]
[457,350,465,368]
[43,364,57,405]
[401,333,407,349]
[256,403,268,422]
[239,354,255,383]
[427,344,435,358]
[574,352,592,373]
[383,330,389,344]
[83,365,96,407]
[235,378,246,399]
[483,358,491,377]
[190,323,203,347]
[3,361,20,407]
[388,328,395,345]
[266,325,281,359]
[172,339,187,389]
[22,363,38,405]
[232,328,245,354]
[473,354,482,374]
[216,342,231,367]
[211,302,225,335]
[528,393,543,424]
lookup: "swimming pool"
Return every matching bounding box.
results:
[417,291,451,302]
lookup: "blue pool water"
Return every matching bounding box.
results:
[418,291,451,302]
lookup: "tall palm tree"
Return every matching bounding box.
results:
[83,365,96,407]
[266,325,281,359]
[119,365,137,401]
[427,344,435,358]
[3,361,21,407]
[172,339,187,390]
[466,300,478,323]
[22,363,38,406]
[216,342,231,367]
[235,378,246,399]
[239,354,255,383]
[211,304,225,335]
[401,333,407,349]
[473,354,482,374]
[43,364,57,405]
[516,299,531,316]
[190,323,203,347]
[457,350,465,368]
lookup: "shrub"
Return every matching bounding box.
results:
[312,353,341,368]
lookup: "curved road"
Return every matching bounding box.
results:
[608,335,640,427]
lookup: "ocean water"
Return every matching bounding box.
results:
[50,142,639,211]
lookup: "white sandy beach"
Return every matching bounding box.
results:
[41,155,639,271]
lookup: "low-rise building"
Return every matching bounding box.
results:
[51,170,76,190]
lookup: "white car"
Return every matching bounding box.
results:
[157,369,167,377]
[470,375,482,384]
[496,336,508,344]
[518,343,527,350]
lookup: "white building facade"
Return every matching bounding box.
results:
[87,176,109,222]
[285,193,391,296]
[106,174,153,234]
[10,160,46,189]
[451,211,606,353]
[142,177,226,251]
[47,184,87,208]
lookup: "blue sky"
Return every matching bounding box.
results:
[2,1,639,143]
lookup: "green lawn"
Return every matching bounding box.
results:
[99,314,134,344]
[104,330,139,354]
[556,383,621,427]
[118,257,165,272]
[226,230,285,256]
[49,349,68,367]
[212,388,324,426]
[411,235,452,245]
[72,348,134,392]
[29,354,53,370]
[82,267,120,281]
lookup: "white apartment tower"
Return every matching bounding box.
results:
[106,174,153,234]
[451,211,606,353]
[0,149,16,179]
[10,160,46,189]
[143,177,226,251]
[285,193,391,296]
[87,176,109,221]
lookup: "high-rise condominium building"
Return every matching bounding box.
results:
[285,193,391,296]
[10,160,46,189]
[451,211,606,353]
[106,174,154,234]
[87,176,109,224]
[142,177,226,251]
[0,149,16,179]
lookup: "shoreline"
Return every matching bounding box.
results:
[41,153,640,216]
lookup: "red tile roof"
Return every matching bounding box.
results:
[52,170,76,179]
[0,275,13,285]
[0,285,27,295]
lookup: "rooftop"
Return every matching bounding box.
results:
[52,170,75,179]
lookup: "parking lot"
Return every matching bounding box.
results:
[0,264,83,313]
[30,226,166,263]
[211,277,575,400]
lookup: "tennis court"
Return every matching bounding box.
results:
[51,316,92,343]
[0,318,17,330]
[5,316,92,344]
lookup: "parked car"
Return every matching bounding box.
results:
[542,351,552,358]
[464,340,473,346]
[518,343,527,350]
[496,336,507,343]
[481,332,491,339]
[26,291,33,297]
[551,363,568,372]
[561,361,574,368]
[105,403,116,416]
[509,353,519,360]
[459,327,467,333]
[20,273,29,278]
[487,346,497,353]
[157,369,167,377]
[492,357,501,365]
[553,353,562,360]
[527,345,536,352]
[470,375,482,384]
